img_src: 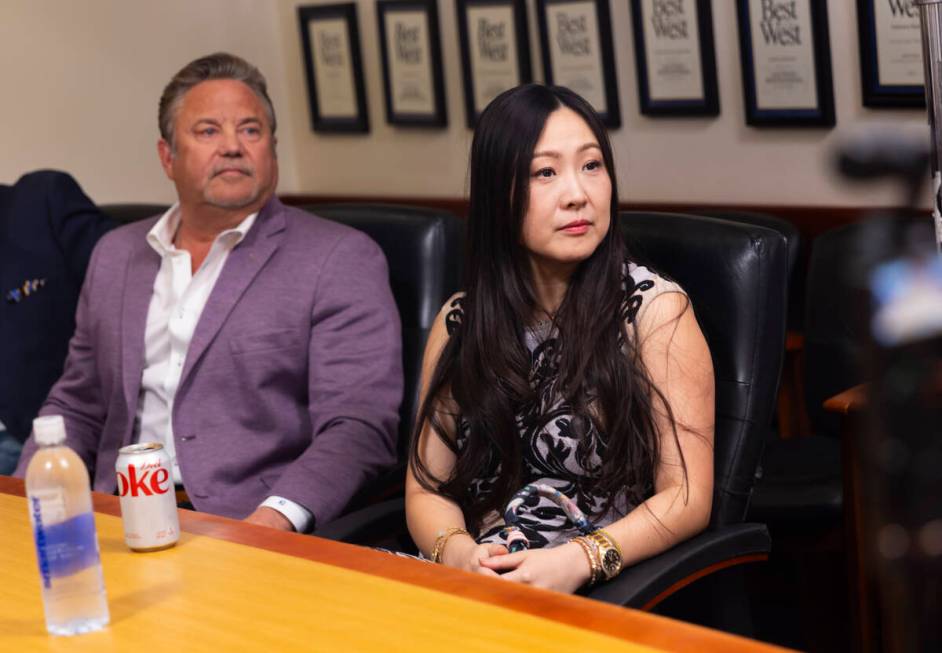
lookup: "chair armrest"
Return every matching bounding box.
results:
[315,497,406,545]
[823,384,868,415]
[585,523,770,610]
[317,503,770,613]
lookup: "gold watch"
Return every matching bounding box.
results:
[587,530,623,581]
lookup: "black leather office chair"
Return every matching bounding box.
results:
[99,203,170,225]
[302,203,465,464]
[317,211,788,612]
[746,222,869,527]
[585,212,787,608]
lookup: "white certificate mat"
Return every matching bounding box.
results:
[309,18,358,119]
[545,1,607,114]
[385,10,436,115]
[748,0,818,110]
[467,5,521,113]
[874,0,924,87]
[641,0,704,101]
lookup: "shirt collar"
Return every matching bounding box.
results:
[146,203,258,256]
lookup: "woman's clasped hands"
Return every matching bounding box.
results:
[460,541,593,593]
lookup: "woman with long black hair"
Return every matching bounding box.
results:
[406,84,715,593]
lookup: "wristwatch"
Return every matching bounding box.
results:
[587,530,623,581]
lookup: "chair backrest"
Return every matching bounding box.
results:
[694,210,799,273]
[302,203,465,450]
[802,222,869,439]
[99,203,170,225]
[696,210,802,329]
[620,212,788,527]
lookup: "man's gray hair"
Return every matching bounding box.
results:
[158,52,277,146]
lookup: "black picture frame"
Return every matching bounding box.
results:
[298,3,370,133]
[456,0,532,128]
[736,0,835,127]
[857,0,925,109]
[377,0,448,127]
[629,0,719,117]
[536,0,621,128]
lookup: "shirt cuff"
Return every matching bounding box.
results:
[260,496,314,533]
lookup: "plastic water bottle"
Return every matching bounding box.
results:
[25,415,109,636]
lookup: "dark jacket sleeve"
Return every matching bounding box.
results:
[13,225,112,478]
[35,171,116,284]
[0,170,114,442]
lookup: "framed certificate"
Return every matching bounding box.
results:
[456,0,532,127]
[377,0,448,127]
[629,0,719,117]
[536,0,621,128]
[298,3,370,133]
[736,0,835,127]
[857,0,925,108]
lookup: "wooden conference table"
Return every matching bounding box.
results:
[0,477,788,652]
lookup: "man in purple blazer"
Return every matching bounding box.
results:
[15,53,402,532]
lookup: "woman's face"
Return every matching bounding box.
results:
[520,106,612,271]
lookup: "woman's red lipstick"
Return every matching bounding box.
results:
[560,219,591,234]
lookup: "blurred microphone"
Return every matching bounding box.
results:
[836,128,930,186]
[835,127,942,652]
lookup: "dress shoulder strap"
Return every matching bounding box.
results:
[444,293,465,336]
[622,261,687,325]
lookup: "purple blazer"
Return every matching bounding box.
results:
[15,196,402,525]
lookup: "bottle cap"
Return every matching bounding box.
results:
[33,415,67,446]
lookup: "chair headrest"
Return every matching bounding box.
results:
[303,203,464,331]
[100,203,170,225]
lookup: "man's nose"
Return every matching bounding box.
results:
[219,127,244,156]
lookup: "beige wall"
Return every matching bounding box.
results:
[0,0,300,203]
[0,1,931,207]
[279,0,931,207]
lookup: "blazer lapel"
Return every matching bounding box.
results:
[177,199,286,391]
[121,237,160,424]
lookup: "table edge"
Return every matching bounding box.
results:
[2,476,789,652]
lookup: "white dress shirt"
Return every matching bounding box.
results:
[134,204,313,532]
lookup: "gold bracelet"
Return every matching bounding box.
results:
[587,529,623,581]
[595,528,623,556]
[430,527,471,564]
[571,536,601,586]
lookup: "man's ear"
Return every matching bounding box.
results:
[157,138,175,180]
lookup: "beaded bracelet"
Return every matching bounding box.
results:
[570,535,602,586]
[430,527,471,564]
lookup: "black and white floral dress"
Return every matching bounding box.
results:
[447,262,685,549]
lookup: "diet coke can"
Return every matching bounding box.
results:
[115,442,179,551]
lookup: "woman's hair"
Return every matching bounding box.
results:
[410,84,677,533]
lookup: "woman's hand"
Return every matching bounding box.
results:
[478,542,593,593]
[442,536,509,577]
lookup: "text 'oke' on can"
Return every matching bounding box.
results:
[115,443,180,552]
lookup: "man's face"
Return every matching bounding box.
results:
[158,79,278,213]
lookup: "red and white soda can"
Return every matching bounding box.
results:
[115,442,179,552]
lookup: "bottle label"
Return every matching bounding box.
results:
[29,490,101,589]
